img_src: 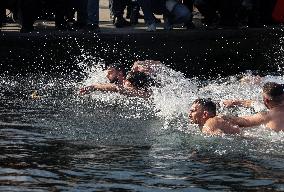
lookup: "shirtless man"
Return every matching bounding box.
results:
[79,63,127,95]
[79,63,153,98]
[223,82,284,132]
[188,98,241,136]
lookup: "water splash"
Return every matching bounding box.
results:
[1,59,284,155]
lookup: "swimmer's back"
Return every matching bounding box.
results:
[266,110,284,132]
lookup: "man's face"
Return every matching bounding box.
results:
[188,103,205,125]
[106,68,119,83]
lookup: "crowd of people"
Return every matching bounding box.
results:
[0,0,283,33]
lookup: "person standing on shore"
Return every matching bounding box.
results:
[86,0,100,30]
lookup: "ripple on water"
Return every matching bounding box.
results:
[0,66,284,191]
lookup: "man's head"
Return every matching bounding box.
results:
[106,63,126,84]
[262,82,284,109]
[188,98,217,126]
[126,71,154,90]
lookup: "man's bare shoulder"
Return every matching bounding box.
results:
[204,116,241,135]
[205,116,221,126]
[266,109,284,131]
[202,117,225,135]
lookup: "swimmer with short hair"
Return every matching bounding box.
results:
[105,63,127,85]
[123,71,154,97]
[188,98,241,136]
[79,63,127,95]
[223,82,284,132]
[79,63,153,98]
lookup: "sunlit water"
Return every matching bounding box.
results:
[0,63,284,191]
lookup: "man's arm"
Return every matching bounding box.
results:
[79,83,151,98]
[224,112,268,127]
[119,87,152,98]
[222,99,254,108]
[79,83,119,95]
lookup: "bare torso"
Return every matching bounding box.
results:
[265,109,284,132]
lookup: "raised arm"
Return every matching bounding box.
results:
[224,112,268,127]
[119,86,152,98]
[222,99,254,108]
[79,83,151,98]
[79,83,119,95]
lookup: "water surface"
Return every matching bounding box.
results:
[0,65,284,191]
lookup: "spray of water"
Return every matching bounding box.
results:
[1,51,284,155]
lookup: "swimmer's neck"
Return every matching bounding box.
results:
[270,102,284,111]
[117,76,126,85]
[199,116,215,128]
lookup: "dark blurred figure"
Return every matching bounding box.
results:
[0,6,4,31]
[272,0,284,23]
[1,1,14,31]
[182,0,195,28]
[1,0,38,33]
[182,0,193,12]
[138,0,193,31]
[109,0,131,28]
[194,0,241,28]
[259,0,277,25]
[193,0,219,26]
[126,0,141,24]
[238,0,261,27]
[218,0,241,27]
[18,0,39,32]
[67,0,88,29]
[238,0,278,27]
[47,0,69,30]
[86,0,100,30]
[0,0,40,32]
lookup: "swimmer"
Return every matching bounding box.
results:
[223,82,284,132]
[80,65,153,98]
[105,63,127,85]
[124,71,154,97]
[79,63,127,95]
[188,98,241,136]
[221,74,263,107]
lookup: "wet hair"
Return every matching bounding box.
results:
[263,82,284,102]
[107,63,126,76]
[193,98,216,116]
[127,71,154,90]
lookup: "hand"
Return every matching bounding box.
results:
[79,86,94,95]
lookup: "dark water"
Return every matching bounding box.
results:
[0,72,284,192]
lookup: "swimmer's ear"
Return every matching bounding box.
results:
[263,97,270,105]
[202,111,210,118]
